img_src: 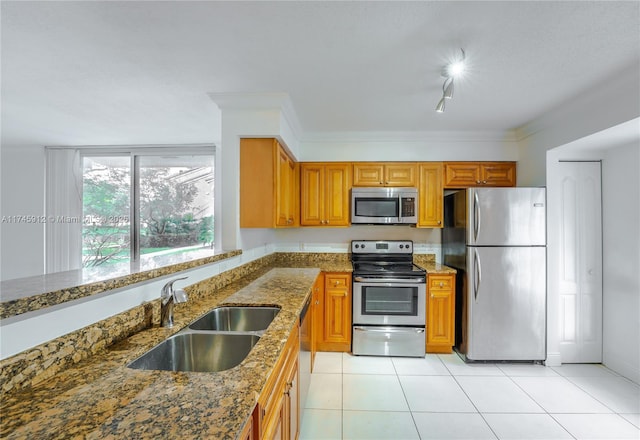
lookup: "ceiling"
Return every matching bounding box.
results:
[1,1,639,147]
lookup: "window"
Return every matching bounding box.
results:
[80,149,214,268]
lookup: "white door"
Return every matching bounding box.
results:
[557,161,603,363]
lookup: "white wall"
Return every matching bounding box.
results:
[601,142,640,383]
[517,62,640,186]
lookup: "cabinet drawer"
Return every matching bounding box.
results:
[325,274,349,289]
[429,276,452,290]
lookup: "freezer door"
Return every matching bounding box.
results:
[465,246,546,361]
[465,188,546,246]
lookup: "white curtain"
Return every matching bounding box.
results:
[45,148,82,273]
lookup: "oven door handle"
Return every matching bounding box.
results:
[354,276,426,283]
[353,326,425,334]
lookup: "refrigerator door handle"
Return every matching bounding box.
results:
[474,248,481,302]
[473,190,481,242]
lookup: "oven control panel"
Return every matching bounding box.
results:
[351,240,413,254]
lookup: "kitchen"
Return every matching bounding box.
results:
[1,2,639,439]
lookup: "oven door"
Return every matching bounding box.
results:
[353,278,426,326]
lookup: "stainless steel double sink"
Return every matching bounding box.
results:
[128,306,280,373]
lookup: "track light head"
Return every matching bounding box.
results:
[443,78,454,99]
[435,48,465,113]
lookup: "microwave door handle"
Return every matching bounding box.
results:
[398,196,403,223]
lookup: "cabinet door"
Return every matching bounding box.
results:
[323,163,351,226]
[317,273,351,352]
[385,163,417,187]
[285,357,300,440]
[276,145,297,227]
[352,163,385,186]
[426,274,455,353]
[418,163,443,228]
[300,164,324,226]
[481,162,516,187]
[443,162,480,188]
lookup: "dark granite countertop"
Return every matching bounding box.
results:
[1,267,320,439]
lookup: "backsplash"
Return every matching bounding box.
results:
[0,253,278,394]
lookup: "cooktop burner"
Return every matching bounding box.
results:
[350,240,426,277]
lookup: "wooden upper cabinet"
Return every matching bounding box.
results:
[418,162,443,228]
[443,162,516,188]
[481,162,517,186]
[300,163,351,226]
[353,162,417,187]
[240,138,299,228]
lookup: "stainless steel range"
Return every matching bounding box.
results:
[351,240,427,357]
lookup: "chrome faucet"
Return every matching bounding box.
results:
[160,276,189,328]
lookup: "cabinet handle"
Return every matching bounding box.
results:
[437,220,442,225]
[439,282,444,287]
[476,180,481,184]
[315,300,319,305]
[482,180,487,184]
[379,181,383,185]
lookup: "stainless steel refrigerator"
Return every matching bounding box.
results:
[443,187,546,361]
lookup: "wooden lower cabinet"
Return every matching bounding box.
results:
[257,322,300,440]
[426,274,456,353]
[314,272,352,352]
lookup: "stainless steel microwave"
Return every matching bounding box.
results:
[351,187,418,225]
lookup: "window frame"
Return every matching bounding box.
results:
[46,144,216,273]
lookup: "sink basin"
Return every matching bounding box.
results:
[188,306,280,332]
[127,332,260,372]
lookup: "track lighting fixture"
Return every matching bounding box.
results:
[435,48,466,113]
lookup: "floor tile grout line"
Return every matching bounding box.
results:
[391,357,424,440]
[561,373,638,415]
[449,370,502,440]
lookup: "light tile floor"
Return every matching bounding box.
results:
[300,352,640,440]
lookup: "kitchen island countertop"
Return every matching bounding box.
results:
[1,267,319,439]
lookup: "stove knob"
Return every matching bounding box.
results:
[354,244,359,249]
[361,244,366,249]
[399,244,404,249]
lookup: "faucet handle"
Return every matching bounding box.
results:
[172,288,189,304]
[161,276,188,301]
[162,276,188,290]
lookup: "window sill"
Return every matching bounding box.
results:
[0,248,241,319]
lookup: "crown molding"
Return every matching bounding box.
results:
[300,129,520,144]
[207,92,303,141]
